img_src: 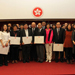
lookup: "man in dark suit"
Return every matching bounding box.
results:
[20,23,32,63]
[42,21,46,29]
[53,22,65,63]
[42,21,46,60]
[30,22,37,61]
[34,23,45,63]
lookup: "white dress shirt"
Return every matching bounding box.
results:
[57,28,60,33]
[39,28,42,32]
[25,29,28,37]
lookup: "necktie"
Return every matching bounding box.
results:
[39,29,41,32]
[58,29,59,39]
[32,28,34,32]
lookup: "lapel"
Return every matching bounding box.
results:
[31,28,32,32]
[23,29,26,36]
[55,28,58,36]
[28,29,30,36]
[59,28,61,37]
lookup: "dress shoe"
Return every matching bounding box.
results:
[55,60,58,63]
[37,60,40,62]
[0,64,3,66]
[4,63,8,66]
[46,60,48,62]
[27,60,30,63]
[67,60,69,64]
[70,60,73,64]
[40,61,43,63]
[60,60,64,63]
[49,60,51,63]
[15,60,18,63]
[12,60,14,64]
[23,60,26,63]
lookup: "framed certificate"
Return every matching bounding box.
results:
[22,36,32,44]
[10,37,20,45]
[53,44,63,52]
[34,36,44,44]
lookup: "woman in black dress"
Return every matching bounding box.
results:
[10,24,20,64]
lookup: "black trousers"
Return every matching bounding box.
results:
[55,52,63,61]
[7,47,11,61]
[0,54,8,65]
[11,46,19,61]
[65,48,72,60]
[44,44,46,60]
[30,44,37,61]
[22,45,31,61]
[72,54,75,59]
[36,45,44,61]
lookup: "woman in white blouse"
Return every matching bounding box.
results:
[0,24,10,66]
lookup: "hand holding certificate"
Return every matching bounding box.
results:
[53,44,63,52]
[10,37,20,45]
[22,36,32,44]
[0,45,9,55]
[34,36,44,44]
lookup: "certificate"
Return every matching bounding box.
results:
[0,45,9,55]
[53,44,63,52]
[34,36,44,44]
[10,37,20,45]
[22,36,32,44]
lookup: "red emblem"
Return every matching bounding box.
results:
[33,7,43,17]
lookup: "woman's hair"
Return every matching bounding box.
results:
[46,23,50,28]
[20,24,24,26]
[52,23,56,26]
[13,24,18,28]
[73,23,75,26]
[2,24,8,32]
[66,23,72,31]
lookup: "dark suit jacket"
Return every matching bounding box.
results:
[34,28,45,42]
[53,28,65,44]
[20,29,32,43]
[10,30,20,37]
[29,28,38,43]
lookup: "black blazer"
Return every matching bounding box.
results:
[10,30,20,37]
[34,28,45,42]
[20,29,32,43]
[29,28,38,43]
[53,28,65,43]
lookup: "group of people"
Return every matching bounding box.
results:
[0,21,75,67]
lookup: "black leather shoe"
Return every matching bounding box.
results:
[27,60,30,63]
[23,60,26,63]
[37,60,40,62]
[0,64,3,66]
[5,63,8,66]
[34,60,37,62]
[55,60,58,63]
[40,61,43,63]
[60,60,64,63]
